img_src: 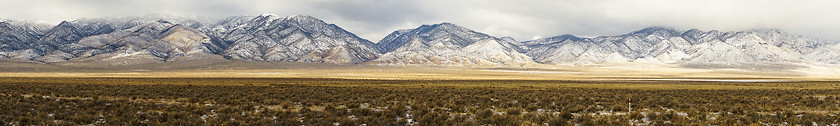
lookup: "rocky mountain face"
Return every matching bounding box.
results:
[0,20,50,59]
[523,27,839,68]
[2,17,219,65]
[0,14,379,65]
[212,14,380,64]
[371,23,533,66]
[59,21,219,64]
[0,15,838,69]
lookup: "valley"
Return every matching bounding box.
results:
[2,13,840,125]
[0,60,836,81]
[2,77,839,125]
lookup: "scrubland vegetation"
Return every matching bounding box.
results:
[0,77,838,125]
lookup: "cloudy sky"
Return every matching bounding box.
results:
[1,0,838,41]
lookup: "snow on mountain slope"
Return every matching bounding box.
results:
[214,15,380,64]
[0,20,50,59]
[37,20,218,64]
[370,23,534,66]
[807,43,840,64]
[1,15,839,69]
[0,16,212,63]
[524,27,839,69]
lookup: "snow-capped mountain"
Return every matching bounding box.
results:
[16,17,218,64]
[0,14,379,65]
[0,16,216,63]
[523,27,839,68]
[212,14,380,64]
[0,20,51,59]
[55,20,219,64]
[371,23,533,66]
[1,14,838,69]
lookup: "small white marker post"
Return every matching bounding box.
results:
[628,98,632,112]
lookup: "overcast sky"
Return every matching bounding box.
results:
[1,0,838,42]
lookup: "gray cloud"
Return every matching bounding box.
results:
[1,0,838,41]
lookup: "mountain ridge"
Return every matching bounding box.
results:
[0,14,837,70]
[523,27,838,69]
[370,22,534,66]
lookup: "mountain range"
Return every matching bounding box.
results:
[1,14,837,69]
[522,27,840,69]
[370,22,532,66]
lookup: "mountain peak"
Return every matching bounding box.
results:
[411,22,464,31]
[631,26,680,36]
[404,22,477,38]
[252,13,282,22]
[156,19,172,24]
[522,34,585,47]
[278,15,327,27]
[56,21,72,26]
[437,22,455,26]
[558,34,580,38]
[499,36,517,42]
[259,13,278,17]
[389,22,491,48]
[555,34,584,41]
[634,26,676,33]
[283,15,320,21]
[287,14,312,18]
[432,22,462,28]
